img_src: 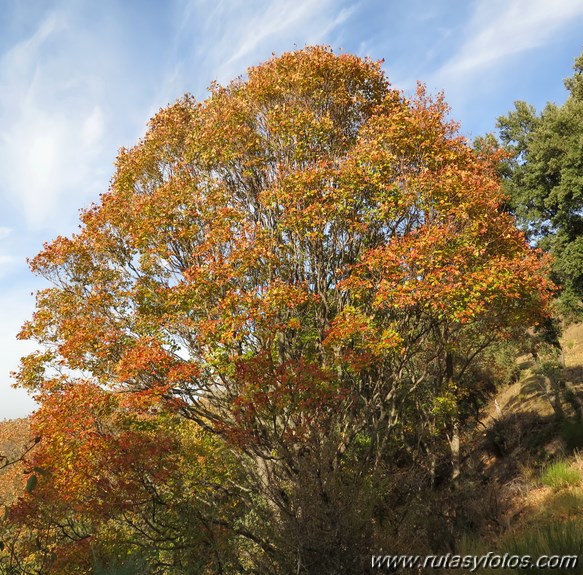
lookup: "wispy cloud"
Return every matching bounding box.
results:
[159,0,357,106]
[0,3,164,233]
[412,0,583,138]
[434,0,583,80]
[221,1,355,73]
[2,0,343,235]
[0,9,108,230]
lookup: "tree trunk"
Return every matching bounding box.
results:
[544,374,565,420]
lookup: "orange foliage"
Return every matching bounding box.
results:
[8,46,554,572]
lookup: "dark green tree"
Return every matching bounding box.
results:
[497,53,583,317]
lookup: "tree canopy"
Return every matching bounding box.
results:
[497,52,583,317]
[7,46,551,574]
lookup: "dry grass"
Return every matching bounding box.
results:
[563,322,583,369]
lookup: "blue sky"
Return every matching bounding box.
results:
[1,0,582,419]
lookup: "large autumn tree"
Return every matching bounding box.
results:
[497,51,583,318]
[13,46,550,574]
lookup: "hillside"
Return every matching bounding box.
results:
[451,322,583,571]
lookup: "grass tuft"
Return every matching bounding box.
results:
[540,460,581,490]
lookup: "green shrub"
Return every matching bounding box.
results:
[540,461,581,490]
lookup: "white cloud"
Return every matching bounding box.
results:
[0,10,113,231]
[0,228,14,272]
[435,0,583,79]
[82,105,105,147]
[0,290,38,419]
